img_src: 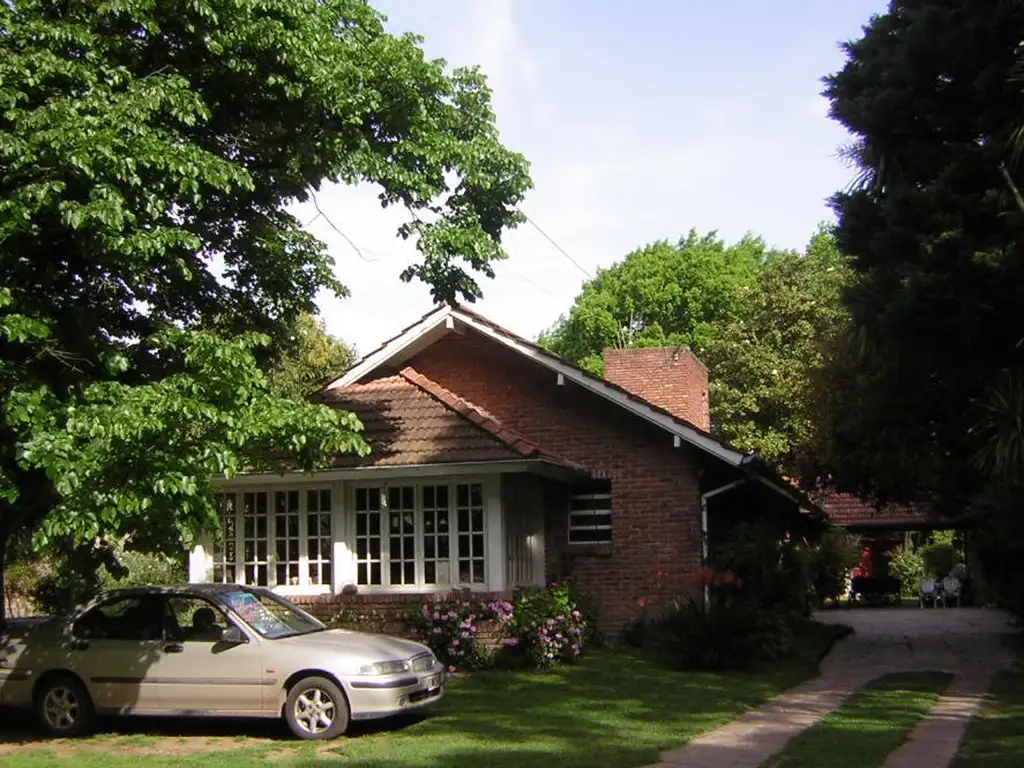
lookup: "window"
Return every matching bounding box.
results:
[568,480,612,544]
[213,487,333,590]
[353,481,487,589]
[355,487,382,586]
[73,596,164,641]
[213,493,238,584]
[166,596,231,642]
[307,489,333,587]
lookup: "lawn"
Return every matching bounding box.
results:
[765,670,953,768]
[0,623,847,768]
[954,670,1024,767]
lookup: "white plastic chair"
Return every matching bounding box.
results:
[918,577,939,607]
[941,576,961,608]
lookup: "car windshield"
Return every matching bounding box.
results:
[218,589,326,639]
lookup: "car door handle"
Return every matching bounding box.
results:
[163,644,185,654]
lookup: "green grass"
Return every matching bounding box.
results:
[0,623,849,768]
[954,670,1024,767]
[765,671,954,768]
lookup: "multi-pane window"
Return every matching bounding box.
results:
[212,493,238,584]
[243,492,270,586]
[213,488,332,589]
[568,480,613,544]
[422,485,450,586]
[307,489,332,587]
[387,486,416,586]
[354,481,487,589]
[274,490,301,587]
[355,487,383,586]
[456,483,486,584]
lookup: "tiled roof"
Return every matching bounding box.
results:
[816,492,935,528]
[317,367,582,470]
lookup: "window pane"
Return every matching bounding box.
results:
[424,561,436,584]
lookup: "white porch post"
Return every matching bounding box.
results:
[188,535,214,583]
[485,475,505,592]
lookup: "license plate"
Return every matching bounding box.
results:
[424,673,441,689]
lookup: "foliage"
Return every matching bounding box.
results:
[641,590,795,671]
[0,0,530,625]
[507,583,587,668]
[920,543,960,579]
[807,527,861,603]
[540,227,851,476]
[265,313,356,401]
[888,546,925,596]
[712,520,812,617]
[539,231,765,373]
[705,228,852,471]
[815,0,1024,507]
[408,594,514,671]
[330,605,403,635]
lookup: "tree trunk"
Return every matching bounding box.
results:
[0,532,7,634]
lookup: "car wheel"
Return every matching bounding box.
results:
[284,675,350,740]
[35,675,95,738]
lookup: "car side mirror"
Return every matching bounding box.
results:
[220,626,247,644]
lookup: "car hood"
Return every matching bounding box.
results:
[270,629,431,661]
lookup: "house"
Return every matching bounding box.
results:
[187,304,824,631]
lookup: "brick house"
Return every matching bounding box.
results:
[187,304,823,631]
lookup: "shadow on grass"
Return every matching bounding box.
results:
[0,622,849,768]
[954,670,1024,767]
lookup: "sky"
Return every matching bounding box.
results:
[293,0,888,356]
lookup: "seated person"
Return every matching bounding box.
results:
[190,607,226,642]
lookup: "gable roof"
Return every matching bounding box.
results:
[326,304,822,515]
[316,366,583,471]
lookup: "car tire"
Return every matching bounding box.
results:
[284,675,350,740]
[35,674,96,738]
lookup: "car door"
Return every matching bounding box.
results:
[69,594,165,713]
[148,594,267,715]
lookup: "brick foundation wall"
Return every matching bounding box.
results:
[401,333,706,634]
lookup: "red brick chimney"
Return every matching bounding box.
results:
[602,348,710,431]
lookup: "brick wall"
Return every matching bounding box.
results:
[401,333,705,633]
[602,347,710,431]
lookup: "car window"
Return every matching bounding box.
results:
[73,596,164,641]
[219,589,324,639]
[165,596,231,643]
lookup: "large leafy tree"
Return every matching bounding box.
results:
[816,0,1024,508]
[266,313,356,402]
[0,0,530,625]
[705,228,852,472]
[540,231,765,374]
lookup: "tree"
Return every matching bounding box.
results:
[816,0,1024,507]
[0,0,531,626]
[704,228,852,472]
[540,231,765,374]
[266,314,356,402]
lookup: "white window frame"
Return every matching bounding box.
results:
[568,480,613,544]
[348,479,496,593]
[210,486,335,595]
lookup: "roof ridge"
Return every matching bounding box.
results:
[398,366,583,471]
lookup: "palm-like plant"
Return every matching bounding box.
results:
[971,368,1024,488]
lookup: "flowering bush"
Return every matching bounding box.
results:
[407,595,514,671]
[507,583,587,668]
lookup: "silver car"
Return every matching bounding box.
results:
[0,584,444,740]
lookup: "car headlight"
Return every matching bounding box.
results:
[358,660,410,675]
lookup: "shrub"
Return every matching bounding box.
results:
[888,546,925,595]
[647,594,794,671]
[807,528,861,604]
[408,595,514,671]
[921,543,960,578]
[507,583,588,668]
